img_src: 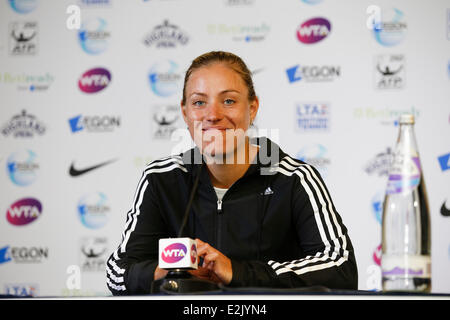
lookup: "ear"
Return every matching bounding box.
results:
[180,100,188,125]
[249,96,259,124]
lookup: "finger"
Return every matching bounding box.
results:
[202,252,219,266]
[154,266,169,280]
[189,266,209,278]
[188,270,210,282]
[195,238,208,252]
[196,241,212,257]
[195,238,205,247]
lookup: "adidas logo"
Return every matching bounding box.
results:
[263,187,274,195]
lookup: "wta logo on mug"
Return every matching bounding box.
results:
[159,238,198,269]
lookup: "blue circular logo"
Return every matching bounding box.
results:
[7,150,39,186]
[78,18,110,55]
[9,0,38,14]
[372,8,407,47]
[77,192,110,229]
[148,61,182,97]
[301,0,323,5]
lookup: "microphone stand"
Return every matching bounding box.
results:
[151,162,220,294]
[151,269,220,294]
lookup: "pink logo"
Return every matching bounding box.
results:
[190,244,197,264]
[6,198,42,226]
[78,67,111,93]
[161,243,187,263]
[373,244,382,266]
[296,17,331,44]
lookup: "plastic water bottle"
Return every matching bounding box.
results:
[381,114,431,292]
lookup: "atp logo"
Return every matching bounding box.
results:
[161,243,187,263]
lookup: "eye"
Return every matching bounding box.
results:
[193,100,206,107]
[224,98,235,105]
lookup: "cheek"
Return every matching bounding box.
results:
[184,108,204,124]
[234,110,251,130]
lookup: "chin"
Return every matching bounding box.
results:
[201,142,235,164]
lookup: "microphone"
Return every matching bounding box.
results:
[151,162,219,294]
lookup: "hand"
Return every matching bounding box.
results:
[189,238,232,285]
[154,265,168,280]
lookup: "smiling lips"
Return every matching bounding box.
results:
[202,127,229,132]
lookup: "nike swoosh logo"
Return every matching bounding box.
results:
[69,159,117,177]
[251,68,264,75]
[441,200,450,217]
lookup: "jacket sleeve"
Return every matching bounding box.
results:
[105,169,168,295]
[229,162,358,290]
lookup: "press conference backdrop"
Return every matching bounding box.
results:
[0,0,449,297]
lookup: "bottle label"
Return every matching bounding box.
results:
[386,151,421,194]
[382,255,431,278]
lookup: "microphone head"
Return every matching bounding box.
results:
[159,237,198,270]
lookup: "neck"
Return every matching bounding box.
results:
[205,140,259,189]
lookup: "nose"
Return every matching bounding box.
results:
[205,100,223,122]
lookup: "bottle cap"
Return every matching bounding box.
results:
[399,113,415,124]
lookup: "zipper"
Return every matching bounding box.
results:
[216,199,223,251]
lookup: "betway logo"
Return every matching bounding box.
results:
[161,243,187,263]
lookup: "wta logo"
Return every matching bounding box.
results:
[296,17,331,44]
[161,243,187,263]
[373,244,382,266]
[78,67,111,93]
[6,198,42,226]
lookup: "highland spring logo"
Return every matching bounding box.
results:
[296,17,331,44]
[1,110,46,138]
[143,20,189,48]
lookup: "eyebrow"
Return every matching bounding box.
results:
[189,89,241,98]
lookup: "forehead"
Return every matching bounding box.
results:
[185,63,247,94]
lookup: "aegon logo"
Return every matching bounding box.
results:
[78,67,111,93]
[161,243,187,263]
[6,198,42,226]
[296,17,331,44]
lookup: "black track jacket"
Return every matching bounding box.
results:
[106,137,358,295]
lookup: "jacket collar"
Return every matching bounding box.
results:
[180,136,284,180]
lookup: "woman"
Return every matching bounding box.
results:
[106,51,358,294]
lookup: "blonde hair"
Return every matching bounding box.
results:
[181,51,256,105]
